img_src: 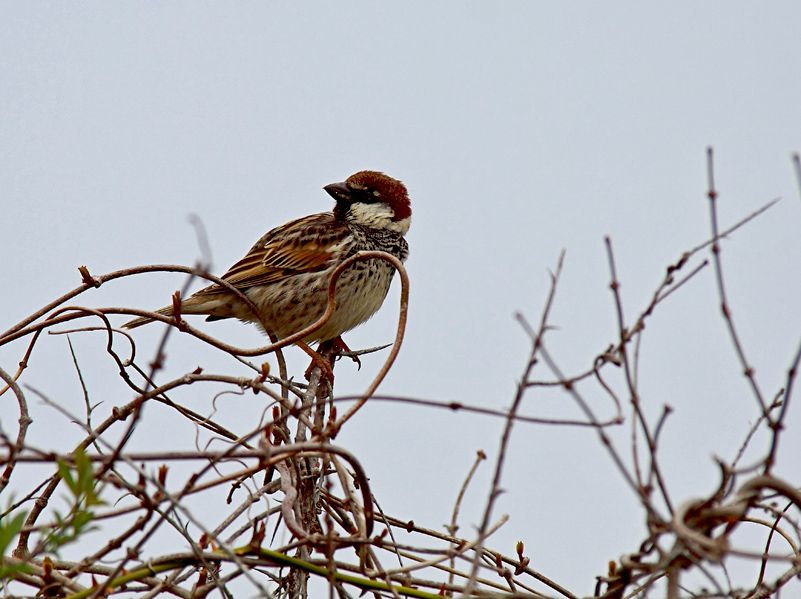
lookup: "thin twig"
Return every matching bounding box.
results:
[465,250,565,593]
[706,147,769,418]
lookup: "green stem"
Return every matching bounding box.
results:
[56,545,445,599]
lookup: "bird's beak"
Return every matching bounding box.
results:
[324,182,352,204]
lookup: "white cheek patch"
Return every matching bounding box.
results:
[348,202,393,226]
[348,202,411,234]
[387,216,411,235]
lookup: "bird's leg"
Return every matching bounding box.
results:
[299,341,335,384]
[330,335,361,370]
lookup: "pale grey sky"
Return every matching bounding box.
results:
[2,2,800,595]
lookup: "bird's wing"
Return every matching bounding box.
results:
[194,212,352,296]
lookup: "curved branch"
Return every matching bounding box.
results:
[0,367,32,494]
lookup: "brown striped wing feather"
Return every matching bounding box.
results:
[194,212,350,297]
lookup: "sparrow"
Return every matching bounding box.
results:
[124,171,411,359]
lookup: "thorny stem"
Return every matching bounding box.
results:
[706,147,769,419]
[0,367,32,494]
[763,152,801,473]
[464,250,566,594]
[605,237,674,515]
[447,450,486,588]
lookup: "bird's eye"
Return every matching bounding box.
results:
[346,183,380,204]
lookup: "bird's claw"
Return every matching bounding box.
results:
[331,336,361,370]
[304,353,335,385]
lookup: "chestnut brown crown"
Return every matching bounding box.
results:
[324,171,412,224]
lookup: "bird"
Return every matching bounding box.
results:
[124,171,411,371]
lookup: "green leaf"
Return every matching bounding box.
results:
[0,561,35,581]
[75,449,94,497]
[0,511,27,556]
[85,494,105,508]
[71,510,93,531]
[57,459,78,496]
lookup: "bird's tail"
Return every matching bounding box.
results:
[123,295,231,329]
[123,306,175,329]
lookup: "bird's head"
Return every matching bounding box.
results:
[324,171,411,235]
